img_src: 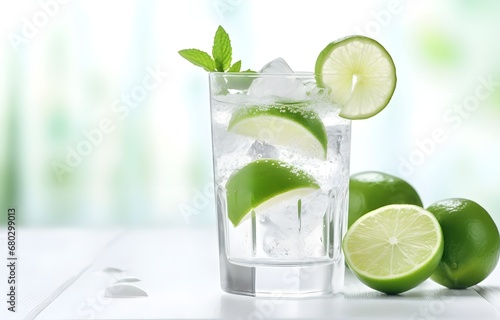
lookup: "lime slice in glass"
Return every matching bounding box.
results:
[343,204,443,294]
[225,159,320,227]
[315,35,397,119]
[228,104,328,159]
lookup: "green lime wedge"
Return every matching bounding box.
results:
[315,35,397,120]
[226,159,320,227]
[228,104,328,159]
[343,204,443,294]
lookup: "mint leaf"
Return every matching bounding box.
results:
[179,26,250,74]
[178,49,216,72]
[212,26,232,72]
[228,60,241,72]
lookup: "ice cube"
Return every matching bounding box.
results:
[260,190,327,234]
[247,58,307,100]
[259,58,294,73]
[246,141,280,160]
[263,229,296,257]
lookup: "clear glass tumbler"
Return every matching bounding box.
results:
[209,72,351,296]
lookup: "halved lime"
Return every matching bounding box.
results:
[228,104,328,159]
[225,159,319,227]
[343,204,443,294]
[315,35,397,119]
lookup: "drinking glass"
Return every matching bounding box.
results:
[209,72,351,296]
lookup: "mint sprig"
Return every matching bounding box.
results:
[178,25,251,73]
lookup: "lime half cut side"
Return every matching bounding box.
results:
[228,104,328,159]
[225,159,320,227]
[343,204,443,294]
[315,35,397,119]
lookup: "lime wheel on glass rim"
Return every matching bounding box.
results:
[315,35,397,119]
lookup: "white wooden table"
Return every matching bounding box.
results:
[2,227,500,319]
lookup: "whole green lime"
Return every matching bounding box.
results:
[426,198,500,289]
[348,171,423,228]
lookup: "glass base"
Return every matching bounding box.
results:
[215,191,346,297]
[218,252,344,297]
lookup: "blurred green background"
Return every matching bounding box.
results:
[1,0,500,227]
